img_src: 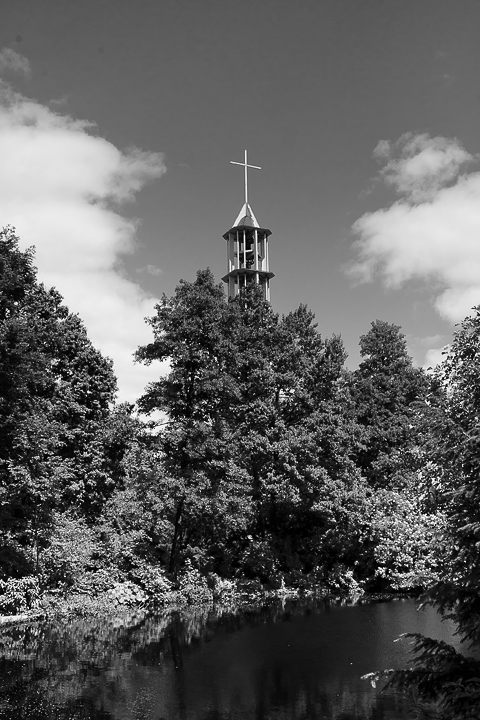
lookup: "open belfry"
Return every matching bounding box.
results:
[222,150,274,301]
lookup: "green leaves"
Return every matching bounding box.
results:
[135,271,369,580]
[0,228,118,577]
[351,320,429,489]
[378,308,480,717]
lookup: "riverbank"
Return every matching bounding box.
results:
[0,573,419,628]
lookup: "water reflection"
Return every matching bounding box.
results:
[0,597,457,719]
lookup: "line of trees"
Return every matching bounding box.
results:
[0,227,479,715]
[133,266,442,591]
[0,228,442,592]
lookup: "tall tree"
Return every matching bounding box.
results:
[136,270,366,580]
[136,269,245,574]
[0,227,117,577]
[351,320,429,489]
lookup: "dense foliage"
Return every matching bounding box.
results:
[5,227,480,717]
[0,227,119,581]
[0,233,447,601]
[4,226,480,712]
[381,310,480,719]
[134,268,440,591]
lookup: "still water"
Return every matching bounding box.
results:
[0,597,459,720]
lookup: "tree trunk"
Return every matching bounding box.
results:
[168,497,185,576]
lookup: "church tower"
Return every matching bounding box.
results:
[222,151,274,301]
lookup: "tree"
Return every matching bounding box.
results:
[351,320,429,489]
[136,269,247,574]
[136,269,369,582]
[0,227,117,577]
[136,268,235,421]
[381,309,480,718]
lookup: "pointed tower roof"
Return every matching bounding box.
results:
[226,151,271,236]
[232,201,260,228]
[223,150,274,301]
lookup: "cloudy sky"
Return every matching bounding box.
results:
[1,0,480,401]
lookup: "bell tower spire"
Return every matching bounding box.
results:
[222,150,274,301]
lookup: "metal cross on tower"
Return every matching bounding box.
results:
[230,150,261,206]
[223,150,274,301]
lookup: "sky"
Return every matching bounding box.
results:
[1,0,480,403]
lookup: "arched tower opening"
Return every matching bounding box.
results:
[222,151,274,301]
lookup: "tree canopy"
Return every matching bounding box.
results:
[0,227,118,577]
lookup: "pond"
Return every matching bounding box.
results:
[0,597,459,720]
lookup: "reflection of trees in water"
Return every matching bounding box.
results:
[0,599,410,720]
[0,677,116,720]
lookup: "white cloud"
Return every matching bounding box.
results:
[137,264,162,276]
[351,133,480,327]
[417,334,444,347]
[423,346,449,370]
[404,333,447,368]
[0,48,31,77]
[373,132,474,202]
[0,76,168,403]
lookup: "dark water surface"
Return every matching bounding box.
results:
[0,597,459,720]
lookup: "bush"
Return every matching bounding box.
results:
[0,576,40,615]
[127,563,173,598]
[106,581,147,607]
[369,490,446,590]
[324,564,364,596]
[75,569,117,596]
[178,560,212,604]
[207,573,238,601]
[239,539,280,583]
[39,512,100,590]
